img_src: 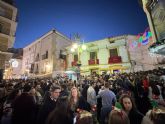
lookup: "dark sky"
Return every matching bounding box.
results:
[14,0,148,48]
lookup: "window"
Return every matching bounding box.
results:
[74,54,78,61]
[46,51,48,58]
[30,63,34,73]
[110,48,118,57]
[36,53,39,61]
[90,52,97,60]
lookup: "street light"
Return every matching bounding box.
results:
[71,42,87,80]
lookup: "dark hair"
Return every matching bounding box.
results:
[61,84,67,90]
[104,82,109,88]
[46,97,73,124]
[50,85,61,92]
[23,84,32,92]
[119,94,137,111]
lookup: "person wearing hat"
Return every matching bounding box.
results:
[36,85,61,124]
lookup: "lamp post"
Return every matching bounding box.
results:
[71,43,86,80]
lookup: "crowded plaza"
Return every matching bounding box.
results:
[0,68,165,124]
[0,0,165,124]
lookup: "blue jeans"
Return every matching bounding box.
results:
[100,106,111,124]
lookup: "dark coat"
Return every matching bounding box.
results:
[129,109,144,124]
[36,96,57,124]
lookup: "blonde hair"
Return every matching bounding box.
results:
[68,87,80,111]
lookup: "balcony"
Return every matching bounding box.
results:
[0,28,10,35]
[88,59,99,65]
[72,61,77,66]
[108,56,122,64]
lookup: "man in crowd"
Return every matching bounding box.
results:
[36,85,61,124]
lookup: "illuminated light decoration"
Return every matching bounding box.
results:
[139,36,143,43]
[136,34,141,42]
[71,48,75,52]
[129,28,153,48]
[81,44,87,50]
[141,39,149,45]
[12,60,19,68]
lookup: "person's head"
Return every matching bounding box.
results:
[76,110,93,124]
[119,95,136,113]
[90,81,96,87]
[144,107,165,124]
[104,82,110,89]
[109,109,130,124]
[70,87,79,98]
[61,84,67,91]
[50,85,61,100]
[29,87,36,95]
[23,84,32,93]
[153,112,165,124]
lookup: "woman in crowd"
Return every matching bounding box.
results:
[119,94,144,124]
[46,96,73,124]
[69,87,90,114]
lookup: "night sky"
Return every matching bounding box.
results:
[14,0,148,48]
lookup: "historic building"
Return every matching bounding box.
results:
[140,0,165,55]
[66,35,136,75]
[0,0,17,80]
[66,34,162,75]
[3,48,23,79]
[21,29,72,78]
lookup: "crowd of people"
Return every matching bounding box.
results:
[0,68,165,124]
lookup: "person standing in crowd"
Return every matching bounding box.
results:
[119,94,144,124]
[87,81,97,108]
[46,97,73,124]
[69,87,91,115]
[11,84,36,124]
[97,82,116,124]
[36,85,61,124]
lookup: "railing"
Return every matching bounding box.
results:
[108,56,122,64]
[88,59,99,65]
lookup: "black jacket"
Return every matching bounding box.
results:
[36,96,57,124]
